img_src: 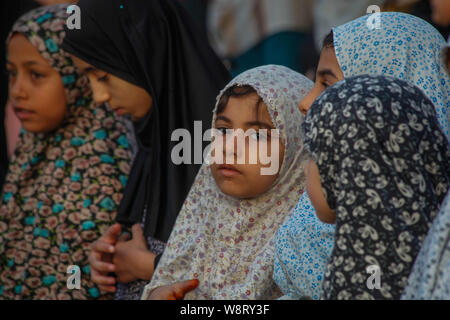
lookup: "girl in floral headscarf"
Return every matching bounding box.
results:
[302,75,450,299]
[0,4,132,299]
[141,65,313,300]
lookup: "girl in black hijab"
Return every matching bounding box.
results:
[62,0,230,299]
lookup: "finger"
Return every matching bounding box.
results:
[91,239,115,254]
[91,268,116,286]
[98,284,117,293]
[131,224,144,240]
[90,258,116,273]
[102,223,122,244]
[88,249,103,265]
[173,279,199,299]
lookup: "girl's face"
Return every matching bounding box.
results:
[304,159,335,224]
[298,47,344,115]
[7,34,67,133]
[71,55,152,121]
[210,92,285,199]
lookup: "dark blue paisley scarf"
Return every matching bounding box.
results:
[302,75,450,300]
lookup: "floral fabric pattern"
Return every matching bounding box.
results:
[143,65,313,300]
[302,75,450,299]
[0,5,132,299]
[401,191,450,300]
[333,12,450,140]
[273,191,335,300]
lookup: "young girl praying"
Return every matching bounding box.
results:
[0,5,132,299]
[61,0,230,299]
[302,74,450,299]
[141,65,313,300]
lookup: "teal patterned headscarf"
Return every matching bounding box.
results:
[0,5,132,299]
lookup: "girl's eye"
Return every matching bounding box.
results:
[98,74,109,82]
[216,127,232,136]
[321,81,330,88]
[249,130,268,141]
[31,71,44,80]
[6,69,17,77]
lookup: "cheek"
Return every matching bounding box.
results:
[36,79,67,131]
[244,163,279,196]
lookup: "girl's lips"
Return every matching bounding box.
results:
[13,106,34,120]
[218,164,242,177]
[114,108,127,116]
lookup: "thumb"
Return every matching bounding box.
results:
[103,223,121,244]
[173,279,199,299]
[131,224,144,240]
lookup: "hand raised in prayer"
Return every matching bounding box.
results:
[147,280,199,300]
[88,223,121,293]
[113,224,156,283]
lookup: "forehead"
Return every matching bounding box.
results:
[8,33,49,65]
[317,47,341,73]
[70,54,93,70]
[218,92,274,125]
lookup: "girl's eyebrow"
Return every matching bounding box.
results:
[216,116,273,129]
[317,68,337,79]
[83,66,100,74]
[245,121,273,130]
[6,60,47,67]
[215,115,231,123]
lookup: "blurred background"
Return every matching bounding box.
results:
[176,0,449,78]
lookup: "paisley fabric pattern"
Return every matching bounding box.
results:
[302,75,450,300]
[143,65,313,300]
[0,5,132,299]
[401,191,450,300]
[273,191,335,300]
[333,12,450,140]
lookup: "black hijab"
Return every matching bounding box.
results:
[62,0,230,242]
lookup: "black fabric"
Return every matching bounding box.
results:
[0,0,39,190]
[62,0,230,242]
[154,253,163,269]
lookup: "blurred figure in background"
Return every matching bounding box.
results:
[430,0,450,26]
[429,0,450,72]
[313,0,385,53]
[384,0,450,38]
[207,0,316,77]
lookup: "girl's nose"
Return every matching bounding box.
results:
[9,74,27,101]
[89,77,111,104]
[298,86,321,115]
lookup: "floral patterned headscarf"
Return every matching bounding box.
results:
[143,65,313,300]
[333,12,450,140]
[302,75,450,300]
[0,5,132,299]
